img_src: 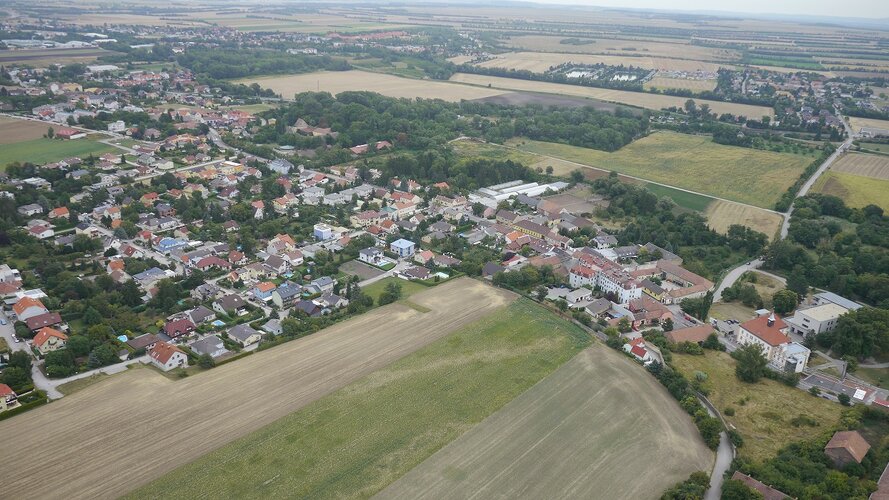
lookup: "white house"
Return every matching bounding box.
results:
[148,341,188,371]
[359,247,385,266]
[313,223,334,241]
[390,239,415,258]
[786,303,848,337]
[737,311,810,373]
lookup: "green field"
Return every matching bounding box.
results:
[812,170,889,209]
[859,142,889,154]
[507,131,816,208]
[0,137,118,168]
[451,139,542,165]
[363,277,428,303]
[673,350,842,462]
[643,182,714,211]
[131,299,590,499]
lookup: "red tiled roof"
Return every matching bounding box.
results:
[33,327,68,347]
[630,345,648,358]
[740,313,789,346]
[149,341,185,364]
[826,430,871,463]
[0,383,15,397]
[13,296,47,316]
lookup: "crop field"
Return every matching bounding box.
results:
[502,35,739,62]
[830,152,889,180]
[644,182,714,212]
[812,171,889,209]
[644,76,718,92]
[378,344,711,500]
[0,278,515,500]
[450,73,775,117]
[0,47,111,66]
[673,351,842,462]
[475,51,727,73]
[132,298,591,499]
[0,136,118,169]
[507,131,811,208]
[238,70,511,101]
[860,142,889,154]
[0,116,63,144]
[850,116,889,134]
[705,200,785,240]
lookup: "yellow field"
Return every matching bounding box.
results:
[187,11,414,33]
[476,51,727,73]
[644,76,718,92]
[60,14,207,27]
[447,55,475,65]
[831,153,889,180]
[450,73,774,117]
[238,70,511,101]
[503,35,739,62]
[850,116,889,134]
[507,131,811,208]
[705,200,784,241]
[812,170,889,209]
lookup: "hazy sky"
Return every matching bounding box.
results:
[533,0,889,19]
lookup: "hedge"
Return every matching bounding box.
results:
[0,390,48,422]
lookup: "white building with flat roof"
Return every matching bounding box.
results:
[786,302,849,337]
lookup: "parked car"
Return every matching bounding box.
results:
[0,318,6,325]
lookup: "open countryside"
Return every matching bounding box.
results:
[507,131,813,208]
[0,136,118,169]
[704,200,785,241]
[132,299,601,499]
[0,279,513,499]
[830,153,889,181]
[377,345,712,500]
[450,73,775,117]
[811,170,889,209]
[475,51,726,73]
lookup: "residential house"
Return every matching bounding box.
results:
[253,282,277,301]
[148,341,188,371]
[33,327,68,355]
[163,318,196,339]
[213,294,248,317]
[228,324,261,347]
[24,312,64,332]
[305,276,336,295]
[126,333,161,352]
[359,247,385,266]
[261,319,283,336]
[189,334,230,359]
[729,472,790,500]
[623,337,653,365]
[0,383,18,412]
[12,297,49,322]
[187,305,216,325]
[665,325,715,344]
[390,239,415,258]
[272,282,302,309]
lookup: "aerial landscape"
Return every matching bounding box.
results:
[1,1,889,499]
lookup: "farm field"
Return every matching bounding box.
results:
[0,47,112,65]
[672,350,842,462]
[506,131,812,208]
[450,73,774,117]
[502,34,739,62]
[132,298,591,499]
[860,142,889,154]
[811,171,889,209]
[644,76,718,92]
[475,51,726,73]
[0,116,63,144]
[0,278,514,500]
[378,345,712,500]
[238,70,511,101]
[0,136,118,169]
[850,116,889,134]
[830,152,889,180]
[644,182,714,212]
[705,200,785,241]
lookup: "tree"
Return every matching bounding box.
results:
[786,268,809,297]
[8,351,32,372]
[378,281,403,305]
[662,471,709,500]
[535,285,547,302]
[87,344,118,369]
[67,335,91,357]
[734,343,768,383]
[721,479,764,499]
[1,367,30,391]
[47,127,54,139]
[198,353,216,369]
[617,317,631,333]
[838,393,851,406]
[556,299,568,312]
[662,317,674,332]
[772,289,799,315]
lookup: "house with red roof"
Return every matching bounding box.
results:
[737,311,811,372]
[163,318,196,339]
[12,296,49,322]
[48,206,69,219]
[0,383,18,412]
[148,341,188,371]
[56,128,86,140]
[33,327,68,355]
[623,337,653,365]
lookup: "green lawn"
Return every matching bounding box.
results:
[507,131,816,208]
[0,137,118,168]
[130,299,590,499]
[644,182,714,212]
[812,170,889,210]
[363,277,427,303]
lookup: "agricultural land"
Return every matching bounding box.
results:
[830,152,889,180]
[475,51,726,73]
[506,131,813,208]
[812,171,889,209]
[377,345,713,500]
[0,279,514,500]
[450,73,774,117]
[132,298,613,499]
[0,136,118,169]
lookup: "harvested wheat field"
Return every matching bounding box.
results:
[450,73,774,117]
[644,76,718,92]
[705,199,784,240]
[377,345,713,500]
[475,51,726,73]
[0,278,514,500]
[503,35,738,62]
[239,70,511,101]
[0,116,62,144]
[831,152,889,180]
[850,116,889,134]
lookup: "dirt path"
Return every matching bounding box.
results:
[376,345,713,500]
[0,278,514,500]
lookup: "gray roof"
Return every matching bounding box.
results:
[814,291,862,311]
[190,334,229,358]
[275,282,302,300]
[228,324,259,343]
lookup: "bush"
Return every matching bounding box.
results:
[838,393,852,406]
[728,429,744,448]
[809,386,821,396]
[724,407,735,416]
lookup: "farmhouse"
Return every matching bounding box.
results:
[148,341,188,372]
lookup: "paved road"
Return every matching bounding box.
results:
[698,395,735,500]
